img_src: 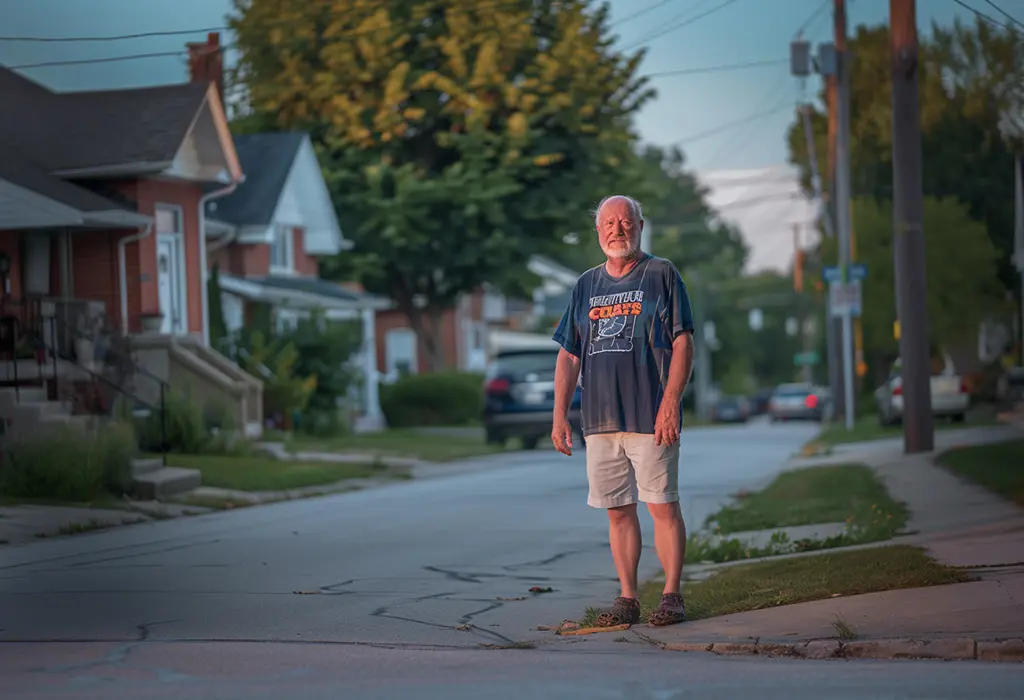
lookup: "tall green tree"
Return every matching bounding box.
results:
[786,18,1024,294]
[229,0,652,369]
[819,196,1005,379]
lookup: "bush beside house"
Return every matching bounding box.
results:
[380,372,484,427]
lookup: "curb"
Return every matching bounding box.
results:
[664,637,1024,662]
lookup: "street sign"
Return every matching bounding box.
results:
[794,351,819,366]
[822,263,867,283]
[829,280,862,317]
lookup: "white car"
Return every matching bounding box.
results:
[874,354,970,426]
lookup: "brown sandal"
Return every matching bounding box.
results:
[594,596,641,627]
[647,593,686,626]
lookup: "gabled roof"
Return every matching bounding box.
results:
[0,65,212,175]
[206,132,307,226]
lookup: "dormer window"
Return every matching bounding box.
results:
[270,224,294,273]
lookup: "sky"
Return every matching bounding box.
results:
[0,0,988,272]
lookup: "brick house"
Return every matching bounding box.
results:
[0,60,265,441]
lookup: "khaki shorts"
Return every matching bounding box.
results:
[584,432,680,509]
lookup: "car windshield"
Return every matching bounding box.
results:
[493,351,558,377]
[774,385,811,397]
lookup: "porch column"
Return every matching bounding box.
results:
[358,306,384,432]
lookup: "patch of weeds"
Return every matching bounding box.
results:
[832,614,858,640]
[483,641,536,650]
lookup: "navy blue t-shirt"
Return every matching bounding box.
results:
[552,254,695,437]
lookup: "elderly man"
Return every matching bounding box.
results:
[551,194,694,628]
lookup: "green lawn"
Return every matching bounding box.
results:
[706,464,909,539]
[286,429,505,462]
[810,407,996,449]
[165,454,387,492]
[636,545,968,622]
[936,439,1024,506]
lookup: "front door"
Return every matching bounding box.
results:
[156,236,185,335]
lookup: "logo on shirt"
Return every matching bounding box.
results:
[587,290,645,355]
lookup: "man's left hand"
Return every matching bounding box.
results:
[654,399,681,447]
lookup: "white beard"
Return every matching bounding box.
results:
[601,238,641,260]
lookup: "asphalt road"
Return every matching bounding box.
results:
[4,418,1020,698]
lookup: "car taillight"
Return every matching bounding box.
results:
[893,386,902,396]
[960,380,969,394]
[805,394,818,409]
[486,378,510,395]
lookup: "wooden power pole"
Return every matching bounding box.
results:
[890,0,934,453]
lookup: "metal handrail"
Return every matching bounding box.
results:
[40,316,169,465]
[49,314,170,390]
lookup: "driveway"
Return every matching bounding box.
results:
[19,418,993,699]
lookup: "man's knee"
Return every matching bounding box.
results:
[646,501,682,523]
[607,503,638,524]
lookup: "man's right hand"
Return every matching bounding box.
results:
[551,417,574,456]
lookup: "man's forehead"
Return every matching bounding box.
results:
[599,197,636,218]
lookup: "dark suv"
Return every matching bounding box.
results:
[482,348,583,450]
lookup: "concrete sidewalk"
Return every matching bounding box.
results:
[641,427,1024,661]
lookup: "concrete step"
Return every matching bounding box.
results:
[0,387,48,409]
[132,467,202,500]
[131,457,164,476]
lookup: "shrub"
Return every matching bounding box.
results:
[0,422,138,501]
[138,391,208,454]
[380,371,484,427]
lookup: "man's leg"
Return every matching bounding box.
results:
[627,434,687,625]
[647,501,686,594]
[585,433,642,626]
[607,504,642,599]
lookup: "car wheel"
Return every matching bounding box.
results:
[952,413,966,424]
[485,428,504,446]
[521,435,540,450]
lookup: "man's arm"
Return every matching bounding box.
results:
[554,348,581,420]
[662,332,694,405]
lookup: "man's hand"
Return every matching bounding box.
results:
[551,417,574,456]
[654,398,681,447]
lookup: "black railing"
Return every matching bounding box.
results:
[42,315,170,465]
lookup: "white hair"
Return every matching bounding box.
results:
[593,195,643,228]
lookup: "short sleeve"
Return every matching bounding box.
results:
[667,264,695,337]
[552,281,582,357]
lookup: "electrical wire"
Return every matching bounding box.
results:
[646,57,787,78]
[610,0,677,29]
[9,50,206,70]
[673,102,795,146]
[950,0,1017,31]
[621,0,744,52]
[980,0,1024,30]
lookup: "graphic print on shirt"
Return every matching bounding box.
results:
[586,261,652,355]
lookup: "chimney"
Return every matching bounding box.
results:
[186,32,224,106]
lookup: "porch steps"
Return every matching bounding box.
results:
[131,466,202,500]
[131,457,164,476]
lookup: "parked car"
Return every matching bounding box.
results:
[874,355,970,426]
[482,348,582,449]
[711,395,750,423]
[769,383,827,422]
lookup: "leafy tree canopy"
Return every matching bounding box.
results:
[786,18,1024,293]
[229,0,653,369]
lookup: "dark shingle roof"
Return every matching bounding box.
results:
[206,132,307,226]
[0,139,138,214]
[0,65,210,173]
[256,275,363,302]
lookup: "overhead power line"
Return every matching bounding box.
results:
[622,0,745,52]
[674,103,795,146]
[610,0,677,29]
[0,26,230,43]
[646,57,787,78]
[980,0,1024,30]
[9,50,198,70]
[951,0,1017,31]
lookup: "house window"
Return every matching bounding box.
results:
[270,224,293,272]
[155,206,182,235]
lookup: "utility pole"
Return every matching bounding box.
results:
[826,4,845,422]
[890,0,934,453]
[834,0,856,430]
[793,223,814,384]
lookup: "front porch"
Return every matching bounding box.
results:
[216,273,390,432]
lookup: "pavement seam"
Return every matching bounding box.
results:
[661,636,1024,662]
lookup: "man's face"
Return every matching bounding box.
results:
[596,197,643,260]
